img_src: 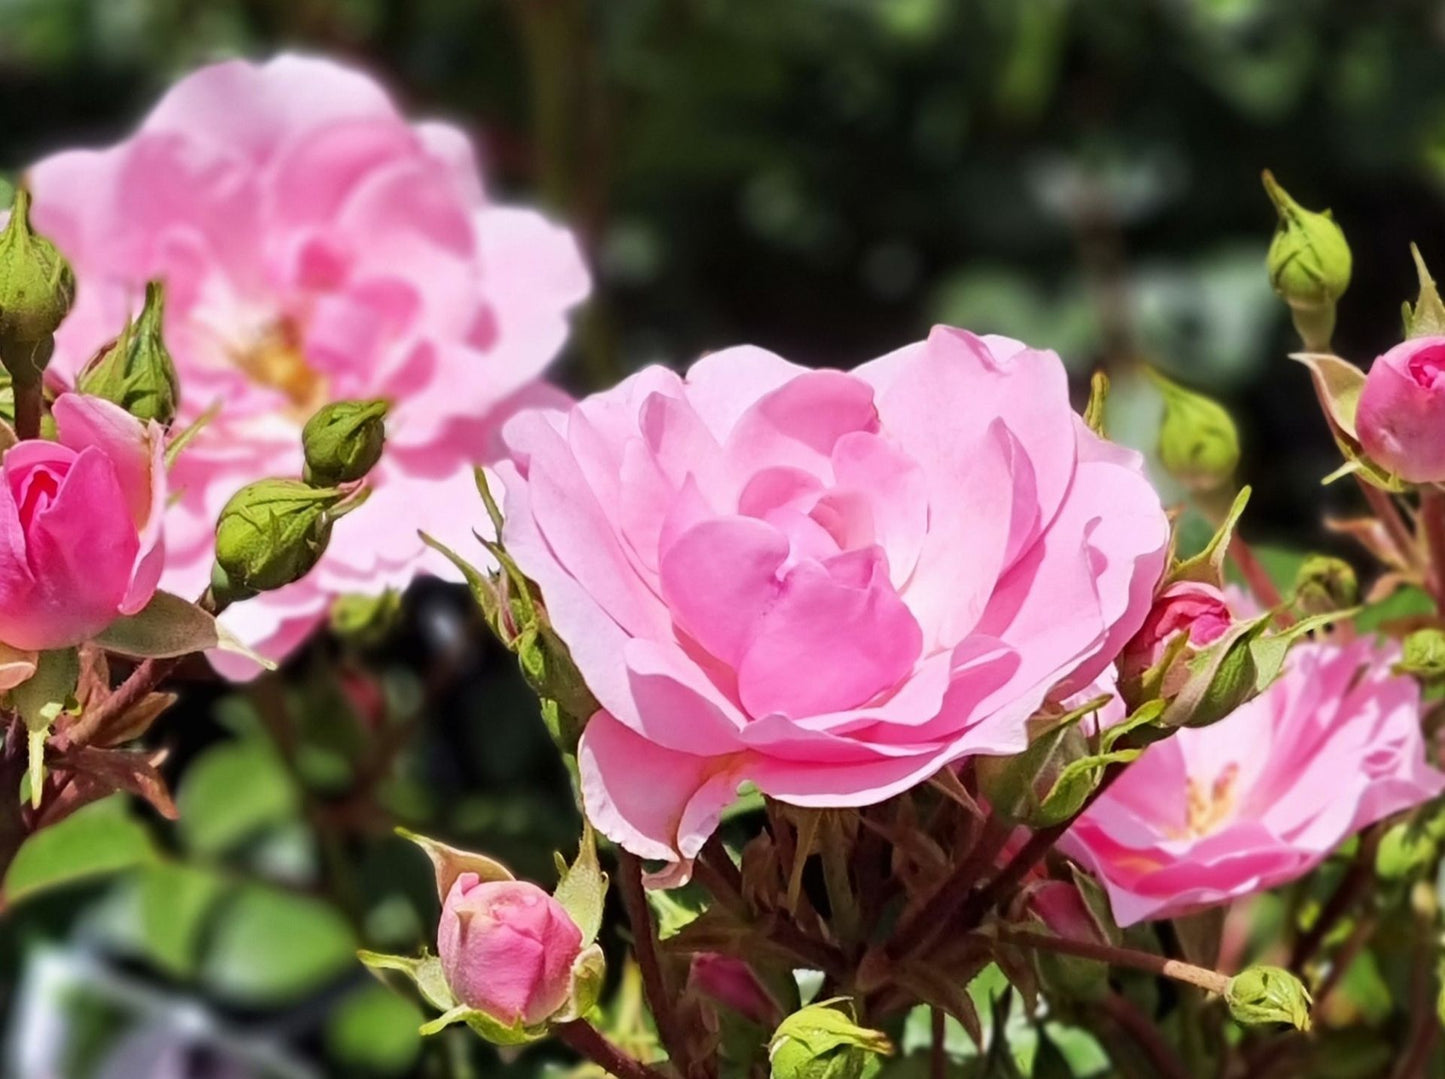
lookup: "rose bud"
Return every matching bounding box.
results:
[1119,581,1233,697]
[302,399,388,487]
[1356,336,1445,483]
[1262,170,1351,351]
[76,280,180,425]
[0,393,166,650]
[0,188,75,384]
[214,479,366,597]
[1152,370,1240,495]
[689,954,781,1028]
[437,874,584,1028]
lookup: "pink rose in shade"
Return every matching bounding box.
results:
[25,55,588,676]
[689,954,781,1027]
[1118,581,1233,694]
[0,394,166,658]
[1357,336,1445,483]
[1061,638,1445,927]
[437,874,584,1027]
[497,326,1171,879]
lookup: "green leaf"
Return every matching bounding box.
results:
[202,885,356,1004]
[326,983,423,1076]
[133,862,226,977]
[553,820,608,946]
[3,795,156,904]
[94,590,276,666]
[177,738,299,856]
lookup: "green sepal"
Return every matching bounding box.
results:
[552,820,608,946]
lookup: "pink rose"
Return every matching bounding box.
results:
[0,394,166,654]
[688,954,780,1027]
[1062,639,1445,926]
[26,55,588,675]
[497,326,1170,877]
[1119,581,1232,693]
[437,874,584,1027]
[1357,336,1445,482]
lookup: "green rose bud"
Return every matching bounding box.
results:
[1225,965,1311,1031]
[768,1002,892,1079]
[1292,555,1358,616]
[329,589,403,649]
[215,479,368,594]
[1396,629,1445,682]
[76,280,181,424]
[302,399,388,486]
[1150,370,1240,493]
[0,188,75,384]
[1262,170,1351,351]
[1375,821,1437,882]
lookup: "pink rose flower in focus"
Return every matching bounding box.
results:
[1357,336,1445,482]
[1061,638,1445,926]
[1119,580,1232,694]
[0,394,166,656]
[497,326,1171,878]
[26,55,588,676]
[437,874,584,1028]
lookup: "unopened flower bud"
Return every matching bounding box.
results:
[1151,370,1240,493]
[1120,581,1233,698]
[0,188,75,384]
[329,589,403,649]
[1225,965,1312,1031]
[76,280,180,424]
[1292,555,1358,616]
[689,954,781,1027]
[1396,628,1445,681]
[1263,170,1351,350]
[1357,337,1445,483]
[215,479,365,593]
[438,876,584,1028]
[769,1002,893,1079]
[302,399,387,486]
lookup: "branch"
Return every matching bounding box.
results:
[1096,992,1193,1079]
[554,1019,671,1079]
[617,851,701,1079]
[1289,825,1379,971]
[995,927,1231,996]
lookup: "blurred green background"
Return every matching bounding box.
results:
[3,0,1445,1076]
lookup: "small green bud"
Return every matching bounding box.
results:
[1150,370,1240,493]
[1225,965,1312,1031]
[1375,821,1437,882]
[329,589,403,649]
[215,479,367,593]
[1291,555,1358,616]
[76,281,181,424]
[0,188,75,384]
[1396,629,1445,681]
[302,399,387,486]
[769,1002,892,1079]
[1263,170,1351,350]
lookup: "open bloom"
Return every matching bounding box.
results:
[27,55,588,675]
[1357,336,1445,483]
[0,394,166,656]
[1062,638,1445,926]
[498,326,1170,877]
[437,875,583,1028]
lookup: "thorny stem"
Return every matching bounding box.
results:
[1228,532,1290,622]
[995,927,1232,996]
[554,1019,671,1079]
[929,1008,947,1079]
[1359,479,1420,571]
[11,377,41,442]
[885,812,1013,961]
[1420,488,1445,606]
[1288,825,1380,971]
[617,851,705,1079]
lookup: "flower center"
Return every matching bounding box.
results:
[1184,763,1240,837]
[228,319,328,420]
[17,468,60,531]
[1407,344,1445,390]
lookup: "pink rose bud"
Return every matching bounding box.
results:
[1119,582,1232,694]
[437,874,584,1027]
[1357,336,1445,483]
[0,394,166,650]
[689,953,780,1027]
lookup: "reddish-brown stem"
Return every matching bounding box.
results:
[997,927,1231,995]
[554,1019,670,1079]
[1359,480,1420,570]
[12,379,41,442]
[1289,826,1379,971]
[61,657,179,749]
[1228,532,1290,623]
[1310,914,1376,1012]
[617,851,702,1079]
[886,812,1013,960]
[1097,992,1193,1079]
[1421,489,1445,607]
[929,1008,947,1079]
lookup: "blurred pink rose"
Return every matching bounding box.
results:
[1119,581,1232,693]
[689,954,780,1027]
[26,55,588,675]
[1062,638,1445,926]
[497,326,1170,878]
[1357,336,1445,482]
[437,874,583,1027]
[0,394,166,652]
